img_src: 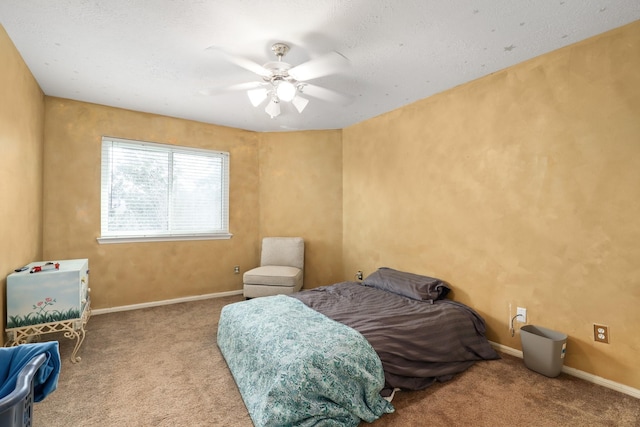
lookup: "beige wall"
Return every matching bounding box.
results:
[343,21,640,389]
[41,100,343,309]
[259,131,343,287]
[0,25,45,329]
[42,99,261,308]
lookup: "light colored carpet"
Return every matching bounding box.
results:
[33,295,639,426]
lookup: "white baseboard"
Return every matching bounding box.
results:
[91,289,243,316]
[490,341,640,399]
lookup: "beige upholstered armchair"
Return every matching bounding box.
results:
[243,237,305,298]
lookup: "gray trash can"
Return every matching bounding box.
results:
[520,325,567,377]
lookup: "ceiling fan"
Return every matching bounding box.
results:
[204,43,351,118]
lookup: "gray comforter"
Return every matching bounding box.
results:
[291,281,500,391]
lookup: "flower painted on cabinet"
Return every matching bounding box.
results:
[33,297,57,314]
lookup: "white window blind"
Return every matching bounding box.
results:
[99,137,230,243]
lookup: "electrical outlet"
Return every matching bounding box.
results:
[516,307,527,323]
[594,324,609,343]
[234,266,240,274]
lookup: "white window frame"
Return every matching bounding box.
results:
[97,136,231,244]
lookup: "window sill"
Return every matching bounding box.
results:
[97,233,233,244]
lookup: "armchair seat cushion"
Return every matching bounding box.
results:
[243,237,305,298]
[244,266,303,288]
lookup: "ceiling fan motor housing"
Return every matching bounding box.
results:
[271,43,290,59]
[263,45,298,102]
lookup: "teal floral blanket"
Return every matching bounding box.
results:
[217,295,394,426]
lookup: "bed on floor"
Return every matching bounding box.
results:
[217,267,499,427]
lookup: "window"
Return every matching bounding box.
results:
[98,137,230,243]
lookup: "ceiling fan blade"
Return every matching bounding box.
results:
[199,81,266,96]
[206,46,271,78]
[299,83,352,105]
[288,51,350,81]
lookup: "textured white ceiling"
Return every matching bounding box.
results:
[1,1,639,132]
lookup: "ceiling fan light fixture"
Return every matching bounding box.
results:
[276,80,297,102]
[292,95,309,113]
[247,88,268,106]
[209,41,348,120]
[265,97,281,118]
